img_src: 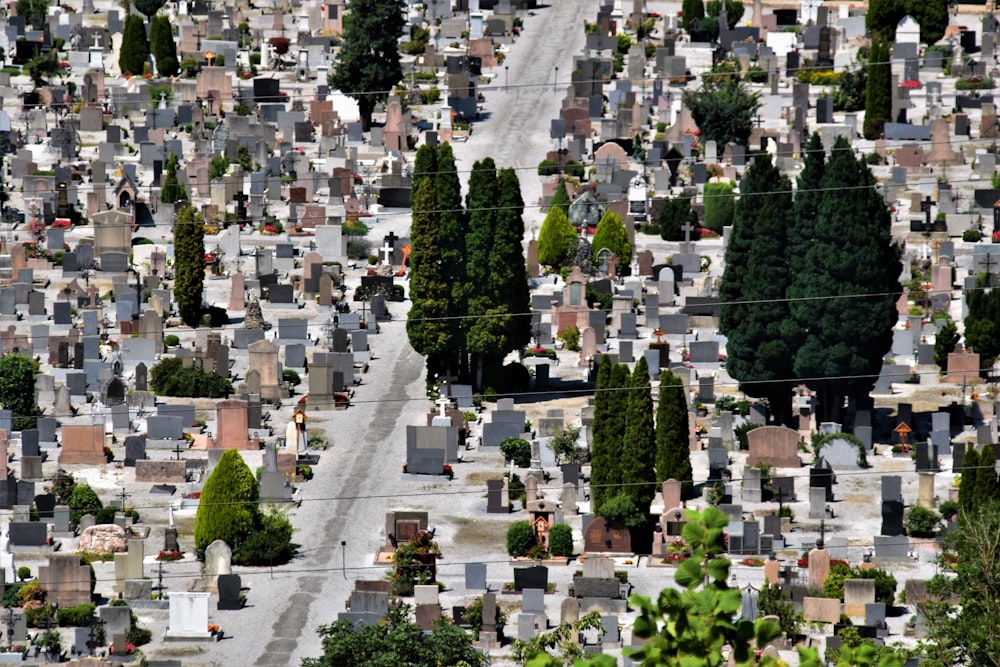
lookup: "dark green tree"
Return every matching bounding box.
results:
[964,275,1000,368]
[706,0,745,29]
[656,370,693,495]
[173,204,205,327]
[591,210,632,268]
[160,153,186,204]
[934,319,960,370]
[974,445,998,507]
[863,32,891,140]
[925,499,1000,667]
[68,485,103,524]
[328,0,406,130]
[0,354,40,430]
[682,78,760,148]
[149,14,179,77]
[464,158,499,389]
[302,606,485,667]
[597,363,632,510]
[702,181,735,233]
[792,132,826,256]
[119,13,150,76]
[658,195,698,242]
[194,449,259,555]
[789,137,902,422]
[620,357,656,515]
[959,447,980,513]
[434,142,467,380]
[681,0,704,31]
[834,65,867,112]
[14,0,47,29]
[719,154,796,425]
[865,0,907,38]
[907,0,948,45]
[411,143,437,195]
[590,354,615,517]
[550,181,571,215]
[490,167,532,353]
[538,205,576,267]
[149,357,232,398]
[406,179,452,378]
[133,0,167,18]
[24,48,63,87]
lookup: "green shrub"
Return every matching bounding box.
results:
[163,334,180,347]
[537,159,558,176]
[68,485,103,524]
[149,356,232,398]
[283,369,301,386]
[548,524,574,557]
[703,181,735,233]
[506,520,537,557]
[564,160,585,179]
[500,437,531,468]
[823,562,896,605]
[194,449,260,556]
[905,505,941,537]
[955,77,995,90]
[963,228,982,242]
[17,566,30,581]
[938,500,960,521]
[597,492,647,528]
[233,505,294,566]
[57,603,95,627]
[465,595,506,634]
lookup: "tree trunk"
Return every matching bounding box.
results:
[765,387,795,428]
[814,387,845,423]
[359,97,376,132]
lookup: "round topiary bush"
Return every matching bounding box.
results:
[164,334,180,347]
[548,524,574,557]
[506,520,537,557]
[500,437,531,468]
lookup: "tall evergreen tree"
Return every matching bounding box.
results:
[974,445,998,508]
[590,355,615,515]
[550,180,571,215]
[658,195,698,242]
[656,372,693,496]
[620,357,656,515]
[863,32,892,140]
[792,133,826,260]
[465,158,499,389]
[960,447,980,513]
[591,210,632,268]
[597,362,632,510]
[491,168,531,352]
[406,179,452,378]
[682,78,760,148]
[160,152,186,204]
[681,0,704,31]
[964,274,1000,368]
[789,137,902,422]
[435,142,466,380]
[719,154,796,425]
[329,0,405,130]
[149,14,179,77]
[173,204,204,327]
[411,143,437,195]
[865,0,907,38]
[908,0,948,45]
[537,206,576,267]
[119,13,150,76]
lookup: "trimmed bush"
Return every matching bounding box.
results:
[500,438,531,468]
[703,181,735,232]
[68,485,103,525]
[194,450,259,556]
[57,603,95,627]
[163,334,180,347]
[548,524,574,557]
[906,505,941,538]
[506,520,537,557]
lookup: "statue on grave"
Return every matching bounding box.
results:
[567,234,594,275]
[244,293,265,329]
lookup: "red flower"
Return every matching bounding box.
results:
[901,79,921,89]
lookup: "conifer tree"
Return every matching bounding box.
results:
[173,204,204,326]
[435,142,467,379]
[960,447,980,513]
[719,154,796,425]
[406,179,452,374]
[590,355,614,515]
[149,14,178,77]
[550,180,571,215]
[789,137,901,422]
[792,133,826,257]
[658,195,698,242]
[656,370,692,496]
[591,210,632,268]
[160,152,186,204]
[411,143,437,195]
[465,158,500,389]
[194,449,259,555]
[538,206,576,267]
[621,357,656,514]
[681,0,704,31]
[974,445,998,508]
[119,13,150,76]
[863,32,891,140]
[491,168,532,352]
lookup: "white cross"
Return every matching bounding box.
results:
[380,241,394,264]
[436,391,450,418]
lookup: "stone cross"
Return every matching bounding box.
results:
[682,219,695,243]
[920,196,935,232]
[436,391,450,418]
[379,240,394,265]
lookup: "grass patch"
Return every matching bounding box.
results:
[464,472,504,486]
[451,517,509,548]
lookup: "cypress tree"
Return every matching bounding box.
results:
[974,445,998,508]
[149,14,178,77]
[411,143,437,196]
[173,204,204,327]
[792,133,826,259]
[119,13,150,77]
[435,142,466,380]
[590,355,614,515]
[598,362,632,509]
[492,167,532,353]
[789,137,901,422]
[960,447,980,513]
[160,152,186,204]
[908,0,948,45]
[702,181,736,233]
[465,158,499,389]
[538,206,576,267]
[550,180,571,214]
[621,357,656,514]
[863,32,891,140]
[656,370,692,496]
[591,210,632,268]
[406,179,452,373]
[719,154,796,426]
[681,0,705,31]
[658,195,698,242]
[194,449,259,555]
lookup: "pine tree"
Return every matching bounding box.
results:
[173,204,204,327]
[590,355,614,516]
[620,357,656,514]
[160,152,186,204]
[406,179,452,373]
[789,137,901,422]
[119,13,150,76]
[974,445,998,508]
[656,370,692,496]
[149,14,179,78]
[591,210,632,268]
[863,32,891,140]
[960,447,980,513]
[194,449,260,555]
[329,0,405,130]
[537,206,576,267]
[719,154,797,425]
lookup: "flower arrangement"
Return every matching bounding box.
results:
[992,230,1000,243]
[156,549,184,561]
[900,79,921,89]
[51,218,71,229]
[698,228,720,239]
[739,557,765,567]
[442,464,454,480]
[262,225,279,235]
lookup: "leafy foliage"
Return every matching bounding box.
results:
[550,181,571,214]
[548,524,574,557]
[388,531,439,595]
[538,205,576,267]
[173,204,205,326]
[235,504,294,565]
[682,78,760,148]
[656,370,692,493]
[15,0,47,29]
[149,356,232,398]
[681,0,705,31]
[328,0,406,130]
[823,561,897,605]
[0,354,40,430]
[905,505,941,537]
[160,153,186,204]
[596,492,646,528]
[964,274,1000,367]
[24,48,63,87]
[935,319,960,370]
[133,0,166,18]
[658,195,698,242]
[68,485,103,525]
[591,210,632,267]
[194,450,260,556]
[119,13,150,76]
[702,181,735,233]
[500,437,531,468]
[834,65,867,112]
[620,357,656,513]
[959,447,980,513]
[149,14,178,77]
[302,605,485,667]
[506,520,537,557]
[863,32,891,140]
